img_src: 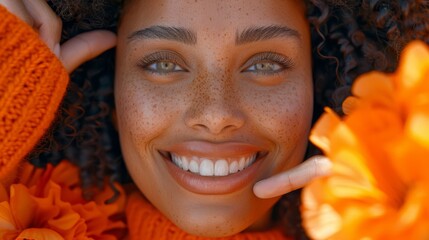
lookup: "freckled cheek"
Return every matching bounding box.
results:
[115,83,181,146]
[242,85,313,145]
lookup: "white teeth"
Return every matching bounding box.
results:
[181,156,189,171]
[200,159,214,176]
[189,159,199,173]
[172,154,181,166]
[245,156,252,168]
[170,154,258,176]
[238,157,245,171]
[214,160,229,176]
[229,161,238,174]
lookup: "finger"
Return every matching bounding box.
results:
[0,0,34,26]
[253,155,332,199]
[22,0,61,54]
[60,30,117,73]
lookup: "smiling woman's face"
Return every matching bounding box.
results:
[115,0,312,237]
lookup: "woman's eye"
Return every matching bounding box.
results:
[138,51,187,75]
[246,62,282,72]
[146,61,184,73]
[242,52,294,75]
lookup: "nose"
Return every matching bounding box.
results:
[184,75,245,135]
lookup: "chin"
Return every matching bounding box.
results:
[170,209,251,237]
[155,190,279,238]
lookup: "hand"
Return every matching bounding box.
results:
[253,155,332,199]
[0,0,116,73]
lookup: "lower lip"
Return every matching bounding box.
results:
[163,155,265,195]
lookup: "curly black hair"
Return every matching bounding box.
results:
[29,0,127,201]
[28,0,429,239]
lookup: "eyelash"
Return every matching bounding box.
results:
[243,52,294,75]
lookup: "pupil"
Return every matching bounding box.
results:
[257,63,272,71]
[159,62,173,70]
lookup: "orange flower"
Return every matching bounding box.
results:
[302,41,429,240]
[0,161,126,240]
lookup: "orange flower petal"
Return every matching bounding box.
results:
[341,96,359,115]
[389,138,429,185]
[47,212,80,231]
[302,178,343,240]
[302,202,342,239]
[352,71,394,105]
[16,228,64,240]
[0,202,16,231]
[397,41,429,91]
[10,184,36,230]
[0,161,126,240]
[50,162,80,189]
[406,110,429,148]
[396,184,427,228]
[304,41,429,239]
[310,108,342,153]
[0,184,8,203]
[17,163,44,188]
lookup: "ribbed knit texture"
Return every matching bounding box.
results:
[0,6,69,183]
[126,192,290,240]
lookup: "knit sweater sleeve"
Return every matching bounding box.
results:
[0,6,69,182]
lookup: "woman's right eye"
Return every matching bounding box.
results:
[138,51,187,75]
[146,61,184,73]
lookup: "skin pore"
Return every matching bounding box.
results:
[115,0,312,237]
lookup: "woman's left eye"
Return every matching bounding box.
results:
[146,61,184,73]
[246,62,283,73]
[242,52,294,75]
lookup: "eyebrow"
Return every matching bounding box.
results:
[235,25,301,45]
[128,25,197,45]
[127,25,300,46]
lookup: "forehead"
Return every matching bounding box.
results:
[120,0,307,34]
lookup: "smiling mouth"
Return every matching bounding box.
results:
[170,153,258,177]
[159,141,268,194]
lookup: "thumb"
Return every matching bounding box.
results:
[60,30,117,73]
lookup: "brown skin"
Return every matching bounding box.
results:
[115,0,313,237]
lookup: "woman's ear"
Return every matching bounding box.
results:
[111,108,118,131]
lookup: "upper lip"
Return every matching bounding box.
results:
[160,141,265,159]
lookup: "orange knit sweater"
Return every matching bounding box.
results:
[0,5,69,185]
[0,5,291,240]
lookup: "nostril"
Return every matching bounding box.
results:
[184,95,246,134]
[187,117,243,135]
